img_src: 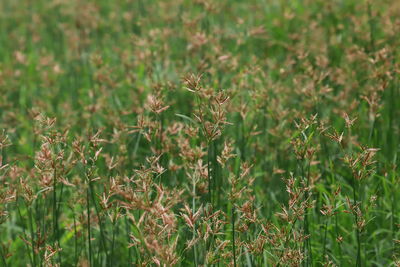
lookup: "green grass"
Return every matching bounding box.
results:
[0,0,399,266]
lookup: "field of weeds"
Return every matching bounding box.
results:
[0,0,399,266]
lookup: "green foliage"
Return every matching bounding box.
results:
[0,0,399,266]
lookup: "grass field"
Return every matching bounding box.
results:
[0,0,399,266]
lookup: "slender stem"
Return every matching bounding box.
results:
[125,217,132,266]
[276,218,299,267]
[72,207,78,267]
[57,183,64,218]
[87,183,92,267]
[322,218,328,261]
[232,206,237,267]
[306,161,313,265]
[0,244,7,267]
[353,179,361,267]
[192,177,198,266]
[207,143,212,205]
[392,166,397,254]
[16,198,34,267]
[89,181,108,263]
[301,159,312,266]
[52,166,61,265]
[335,212,342,265]
[53,167,57,243]
[111,222,116,266]
[39,196,46,267]
[27,205,37,267]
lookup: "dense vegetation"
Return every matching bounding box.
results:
[0,0,399,266]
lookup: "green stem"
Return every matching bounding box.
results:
[16,198,34,267]
[72,207,78,267]
[353,179,361,267]
[111,221,116,266]
[87,183,92,267]
[89,181,108,264]
[125,217,133,266]
[27,205,37,267]
[0,242,8,267]
[232,206,237,267]
[52,167,61,265]
[322,218,328,262]
[392,164,397,253]
[207,143,212,205]
[192,177,198,266]
[301,160,312,266]
[276,218,299,267]
[335,212,342,265]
